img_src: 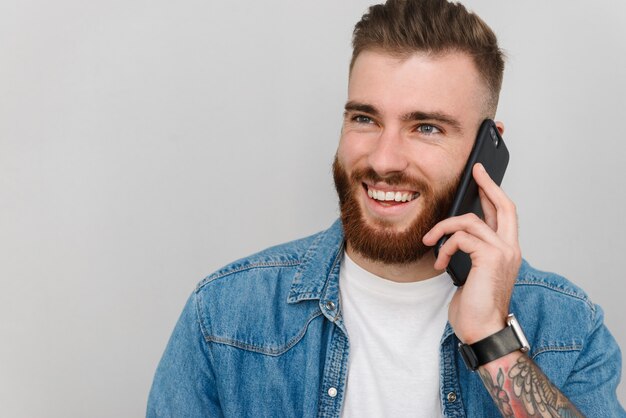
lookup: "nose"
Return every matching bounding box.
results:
[367,127,409,176]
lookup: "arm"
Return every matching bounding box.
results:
[147,291,223,417]
[423,163,591,416]
[478,351,584,417]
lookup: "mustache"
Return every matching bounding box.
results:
[349,166,429,191]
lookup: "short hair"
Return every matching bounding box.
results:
[351,0,505,116]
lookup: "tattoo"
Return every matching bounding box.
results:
[508,356,584,417]
[479,355,585,417]
[479,367,514,417]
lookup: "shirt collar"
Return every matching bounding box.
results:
[287,219,344,304]
[288,219,463,342]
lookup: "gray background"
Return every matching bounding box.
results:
[1,1,624,416]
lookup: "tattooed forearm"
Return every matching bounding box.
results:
[479,353,585,417]
[479,367,515,417]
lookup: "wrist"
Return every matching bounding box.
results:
[479,350,525,372]
[457,313,530,371]
[458,319,506,345]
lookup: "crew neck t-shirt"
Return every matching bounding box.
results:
[339,252,456,418]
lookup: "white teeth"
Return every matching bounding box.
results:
[367,186,419,202]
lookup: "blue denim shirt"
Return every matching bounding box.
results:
[148,220,625,417]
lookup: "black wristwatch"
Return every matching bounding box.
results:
[458,314,530,371]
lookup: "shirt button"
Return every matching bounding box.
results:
[328,387,338,398]
[325,301,336,311]
[447,392,457,403]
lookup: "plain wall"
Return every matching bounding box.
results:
[1,1,624,416]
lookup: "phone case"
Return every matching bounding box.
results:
[434,119,509,286]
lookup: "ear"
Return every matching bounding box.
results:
[494,121,505,136]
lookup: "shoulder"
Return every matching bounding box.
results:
[511,259,599,358]
[512,261,624,413]
[188,225,339,355]
[194,219,343,297]
[195,232,319,292]
[514,259,595,313]
[192,227,331,310]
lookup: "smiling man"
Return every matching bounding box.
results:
[147,1,624,417]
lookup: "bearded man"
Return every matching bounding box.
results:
[147,1,625,416]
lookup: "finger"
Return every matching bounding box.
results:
[423,212,501,248]
[472,163,518,243]
[433,230,488,270]
[479,187,497,231]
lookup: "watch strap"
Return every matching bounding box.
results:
[459,324,524,371]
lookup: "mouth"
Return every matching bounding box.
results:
[363,183,420,206]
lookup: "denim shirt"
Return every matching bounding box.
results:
[148,220,625,417]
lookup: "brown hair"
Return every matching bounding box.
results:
[351,0,505,115]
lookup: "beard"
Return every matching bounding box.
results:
[332,155,458,264]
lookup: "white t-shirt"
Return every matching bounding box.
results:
[339,252,456,418]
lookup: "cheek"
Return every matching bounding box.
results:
[446,141,475,177]
[337,131,374,167]
[404,143,467,185]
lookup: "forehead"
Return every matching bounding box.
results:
[348,50,488,124]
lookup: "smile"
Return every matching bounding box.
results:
[365,184,420,203]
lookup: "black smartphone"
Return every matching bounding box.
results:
[434,119,509,286]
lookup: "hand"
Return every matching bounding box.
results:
[422,163,522,344]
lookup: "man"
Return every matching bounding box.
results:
[148,0,625,416]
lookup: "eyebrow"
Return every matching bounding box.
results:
[401,110,463,133]
[344,100,463,134]
[344,101,381,117]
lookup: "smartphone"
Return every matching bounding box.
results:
[434,119,509,286]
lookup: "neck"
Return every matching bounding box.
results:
[345,243,444,283]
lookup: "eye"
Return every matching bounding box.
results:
[416,124,442,135]
[352,114,374,124]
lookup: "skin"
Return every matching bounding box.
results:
[337,49,583,417]
[338,49,509,341]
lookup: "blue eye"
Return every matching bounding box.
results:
[417,124,441,135]
[353,115,374,124]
